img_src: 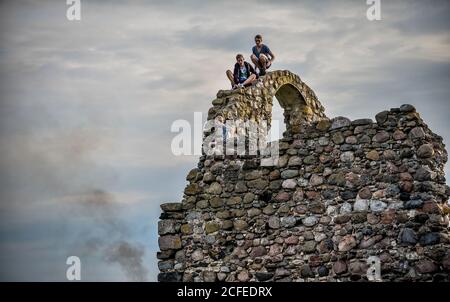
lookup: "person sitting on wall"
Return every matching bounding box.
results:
[250,34,275,76]
[226,54,258,89]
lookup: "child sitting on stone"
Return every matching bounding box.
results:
[226,54,258,89]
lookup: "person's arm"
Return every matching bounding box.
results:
[233,63,239,84]
[268,50,275,62]
[248,63,257,76]
[264,45,275,63]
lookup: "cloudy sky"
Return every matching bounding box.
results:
[0,0,449,281]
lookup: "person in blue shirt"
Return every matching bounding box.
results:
[226,54,258,89]
[250,34,275,76]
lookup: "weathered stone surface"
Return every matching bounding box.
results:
[353,199,369,212]
[159,235,182,250]
[417,144,434,158]
[309,174,324,186]
[282,179,297,189]
[226,196,242,205]
[285,236,299,245]
[393,130,406,141]
[399,228,417,246]
[415,166,432,181]
[275,191,290,202]
[247,179,269,190]
[383,149,397,160]
[191,249,204,261]
[158,272,182,282]
[302,216,318,227]
[255,272,273,281]
[370,200,387,212]
[352,118,373,126]
[366,150,379,161]
[186,168,200,181]
[237,270,250,282]
[263,205,276,215]
[308,202,325,214]
[268,244,283,256]
[184,183,200,195]
[243,192,255,203]
[358,187,372,199]
[210,197,223,208]
[233,219,248,231]
[338,235,357,252]
[318,266,329,277]
[247,208,262,217]
[196,199,209,209]
[410,127,426,139]
[268,216,281,229]
[281,169,299,179]
[288,156,303,166]
[340,151,355,163]
[303,241,317,253]
[158,220,179,235]
[300,265,314,278]
[419,233,440,246]
[416,260,438,274]
[404,199,423,209]
[359,235,382,248]
[250,246,267,258]
[442,253,450,271]
[180,224,193,234]
[375,111,389,124]
[245,170,262,180]
[161,203,183,212]
[333,260,347,275]
[332,132,345,144]
[373,131,390,143]
[206,182,222,194]
[330,117,351,129]
[400,104,416,112]
[205,222,220,234]
[303,155,317,165]
[334,214,351,224]
[281,216,297,228]
[328,173,346,186]
[235,181,248,193]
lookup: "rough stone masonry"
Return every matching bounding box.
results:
[157,70,450,282]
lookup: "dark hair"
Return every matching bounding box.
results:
[255,34,262,40]
[236,54,244,60]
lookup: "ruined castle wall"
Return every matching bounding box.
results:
[157,71,450,282]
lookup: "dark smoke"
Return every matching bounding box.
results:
[104,241,147,282]
[69,189,148,281]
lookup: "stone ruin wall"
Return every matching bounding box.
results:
[157,70,450,282]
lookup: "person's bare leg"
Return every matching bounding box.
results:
[250,54,261,69]
[258,54,268,75]
[242,74,257,86]
[226,70,235,87]
[259,54,267,67]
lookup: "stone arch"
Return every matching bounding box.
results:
[211,70,327,136]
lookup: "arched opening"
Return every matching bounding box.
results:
[272,83,308,136]
[269,97,286,142]
[275,83,307,109]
